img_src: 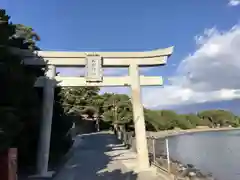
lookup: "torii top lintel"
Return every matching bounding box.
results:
[19,46,174,67]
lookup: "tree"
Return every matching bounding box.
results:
[90,95,106,131]
[185,114,201,127]
[144,109,164,131]
[0,9,44,171]
[59,86,100,115]
[176,115,194,129]
[0,9,42,150]
[58,87,102,134]
[0,9,75,172]
[158,110,179,130]
[197,110,238,127]
[50,87,74,164]
[10,24,40,50]
[102,94,133,130]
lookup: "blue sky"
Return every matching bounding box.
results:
[2,0,240,109]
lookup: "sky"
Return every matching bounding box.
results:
[2,0,240,109]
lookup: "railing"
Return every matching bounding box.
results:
[119,131,172,172]
[147,136,172,173]
[120,131,215,180]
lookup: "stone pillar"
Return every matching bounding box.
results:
[36,65,56,176]
[129,63,150,170]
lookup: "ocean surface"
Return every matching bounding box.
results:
[162,130,240,180]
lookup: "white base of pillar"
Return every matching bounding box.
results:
[137,163,151,171]
[28,171,55,179]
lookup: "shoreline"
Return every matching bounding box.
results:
[146,127,240,180]
[147,126,240,138]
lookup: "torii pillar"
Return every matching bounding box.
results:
[36,65,56,176]
[129,63,149,169]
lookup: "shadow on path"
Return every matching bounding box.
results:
[53,132,138,180]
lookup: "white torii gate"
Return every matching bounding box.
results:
[16,47,173,177]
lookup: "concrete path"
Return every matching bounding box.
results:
[53,132,161,180]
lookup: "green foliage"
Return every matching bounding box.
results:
[0,9,73,172]
[59,84,240,132]
[50,87,74,165]
[141,109,239,131]
[0,9,42,153]
[144,109,164,131]
[176,115,195,129]
[0,9,46,172]
[102,93,132,126]
[198,110,237,127]
[59,87,100,115]
[185,114,201,126]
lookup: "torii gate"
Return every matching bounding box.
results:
[16,47,173,177]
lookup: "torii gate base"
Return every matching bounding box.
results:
[16,47,173,177]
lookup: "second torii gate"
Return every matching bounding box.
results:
[17,46,173,177]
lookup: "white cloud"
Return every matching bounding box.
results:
[228,0,240,6]
[142,24,240,108]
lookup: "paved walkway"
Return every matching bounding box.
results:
[53,132,161,180]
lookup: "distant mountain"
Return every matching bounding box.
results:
[154,99,240,115]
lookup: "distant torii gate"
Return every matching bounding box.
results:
[16,47,173,177]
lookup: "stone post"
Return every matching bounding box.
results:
[129,63,150,170]
[36,65,56,176]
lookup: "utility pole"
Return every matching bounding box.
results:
[112,99,118,135]
[95,107,100,132]
[95,116,100,132]
[113,99,123,140]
